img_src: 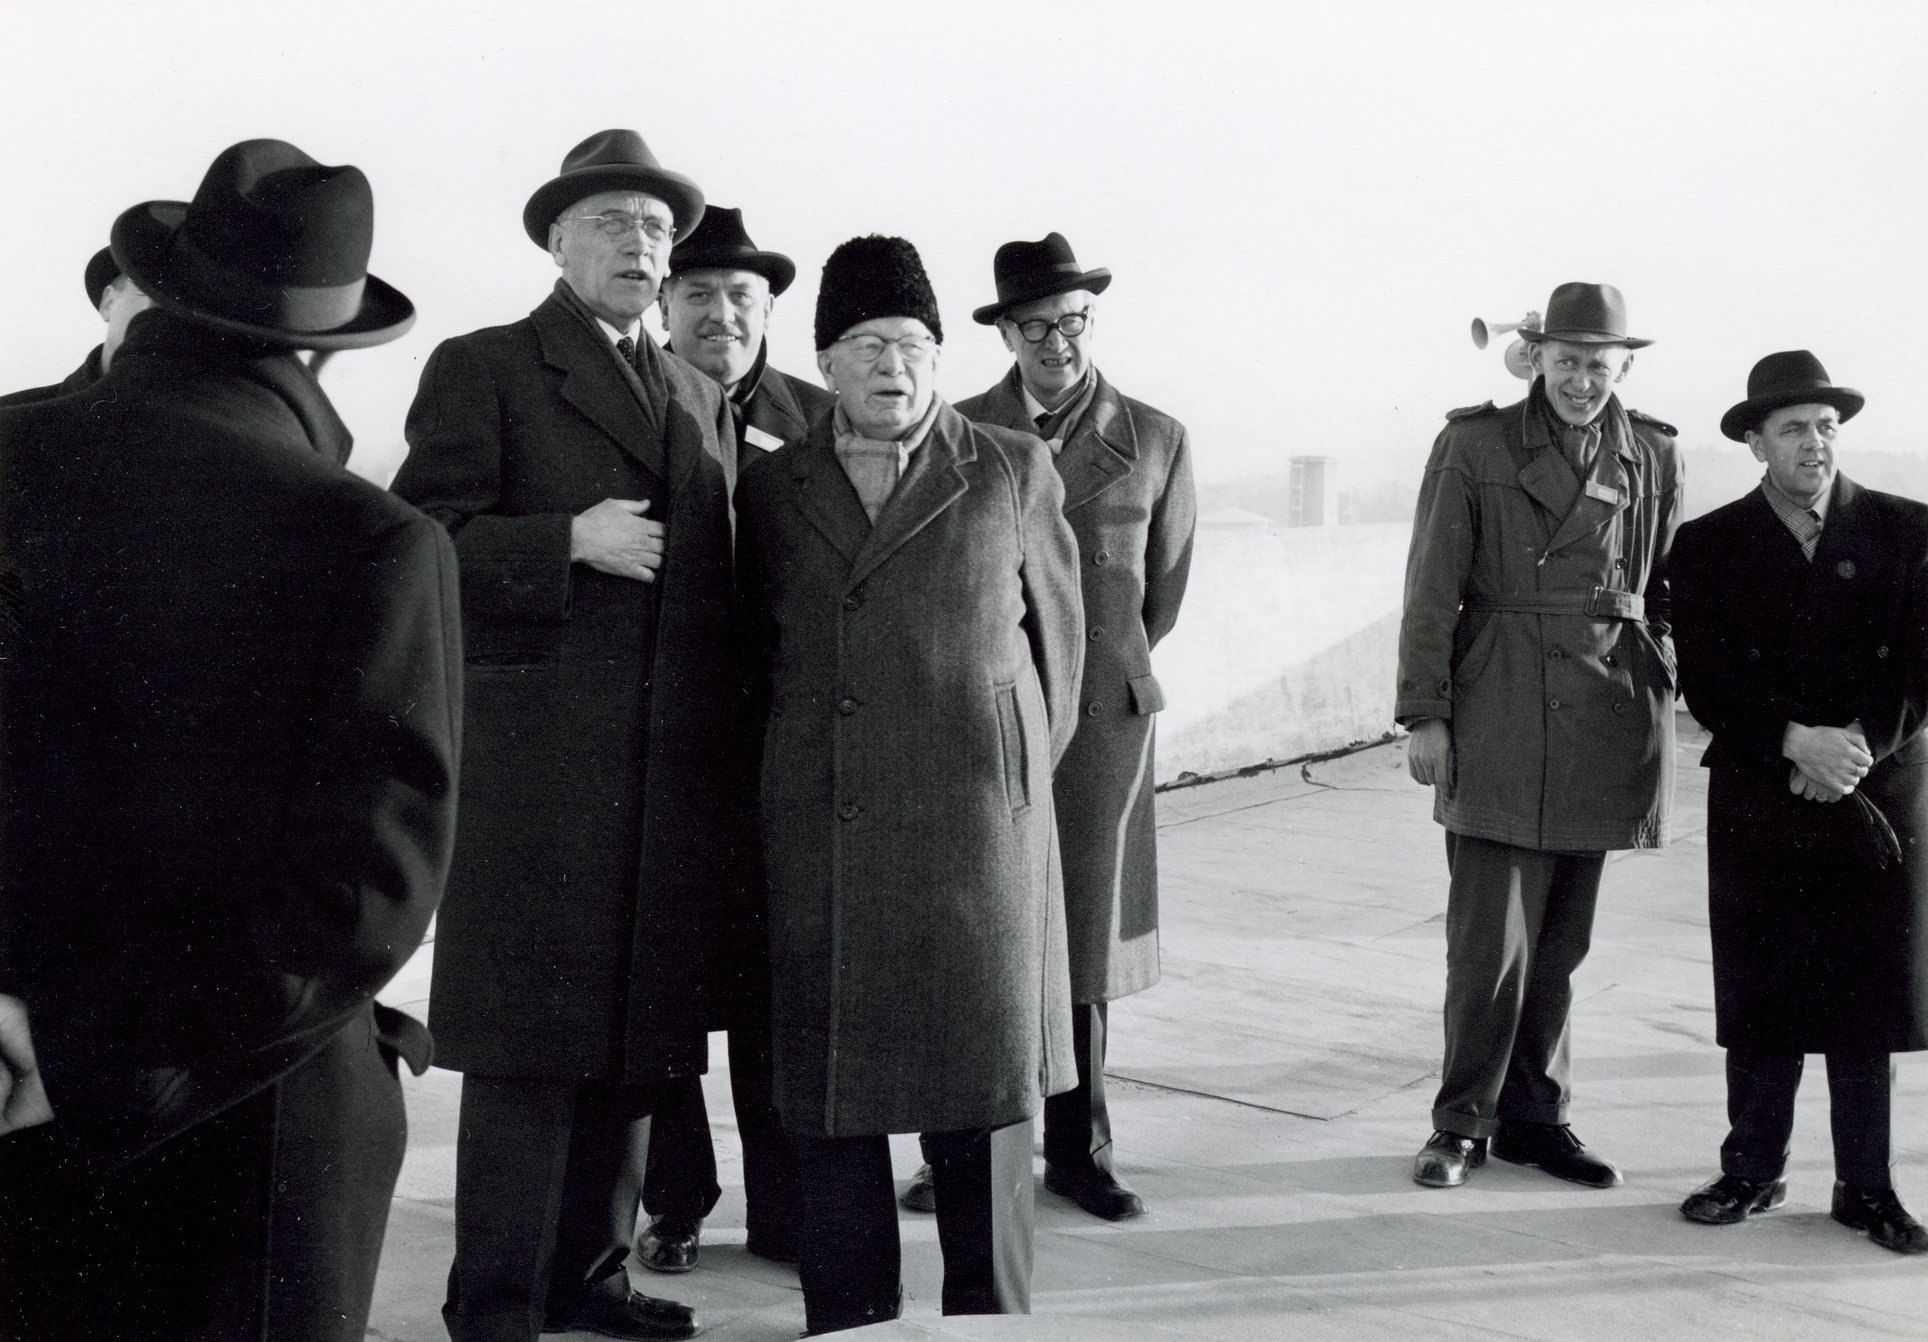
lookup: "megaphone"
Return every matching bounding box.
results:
[1470,316,1522,350]
[1471,310,1543,380]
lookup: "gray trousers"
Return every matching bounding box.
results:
[1432,832,1605,1139]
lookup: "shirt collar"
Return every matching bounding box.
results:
[1019,370,1091,423]
[594,314,643,347]
[1761,471,1832,523]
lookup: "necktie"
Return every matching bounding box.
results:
[1034,411,1050,432]
[1799,509,1822,561]
[616,335,636,367]
[1559,423,1598,478]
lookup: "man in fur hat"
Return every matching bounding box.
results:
[393,129,742,1342]
[1396,281,1682,1192]
[929,232,1195,1222]
[734,234,1084,1333]
[1671,351,1928,1254]
[0,137,457,1342]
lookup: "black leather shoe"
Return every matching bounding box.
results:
[1680,1173,1788,1224]
[899,1162,936,1213]
[1491,1122,1622,1188]
[543,1271,699,1339]
[636,1213,700,1274]
[1412,1131,1487,1188]
[1043,1163,1147,1220]
[1832,1182,1928,1254]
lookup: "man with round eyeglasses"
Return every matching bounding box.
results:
[945,232,1196,1224]
[393,129,743,1342]
[734,234,1084,1333]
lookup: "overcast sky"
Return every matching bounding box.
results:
[3,0,1922,494]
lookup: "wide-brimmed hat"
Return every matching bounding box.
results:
[84,246,121,311]
[815,235,942,351]
[971,232,1112,325]
[1720,350,1865,441]
[522,129,704,248]
[667,206,795,296]
[111,138,414,350]
[1517,282,1651,349]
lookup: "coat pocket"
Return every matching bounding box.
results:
[1127,673,1166,715]
[994,681,1033,816]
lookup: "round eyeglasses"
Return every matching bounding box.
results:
[561,212,674,245]
[832,333,939,364]
[1011,310,1089,344]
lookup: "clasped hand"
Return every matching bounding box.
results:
[571,498,665,583]
[1783,721,1872,804]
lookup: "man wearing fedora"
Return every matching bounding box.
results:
[937,232,1194,1222]
[0,246,151,407]
[393,130,742,1341]
[1397,281,1682,1190]
[1670,352,1928,1253]
[634,205,828,1274]
[0,138,458,1342]
[735,234,1083,1333]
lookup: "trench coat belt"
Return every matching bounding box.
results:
[1460,585,1645,621]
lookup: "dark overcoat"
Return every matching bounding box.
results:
[1670,475,1928,1053]
[735,402,1085,1136]
[0,345,102,408]
[736,352,835,465]
[1395,386,1682,851]
[957,367,1196,1002]
[0,317,458,1339]
[393,284,750,1084]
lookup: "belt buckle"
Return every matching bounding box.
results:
[1584,583,1606,617]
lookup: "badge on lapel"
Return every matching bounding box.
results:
[745,425,784,452]
[1584,480,1621,504]
[1837,559,1857,580]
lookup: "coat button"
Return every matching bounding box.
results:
[839,802,861,821]
[1547,647,1565,661]
[1746,648,1761,662]
[1088,625,1105,641]
[1437,678,1451,695]
[1093,550,1111,566]
[1086,702,1101,717]
[838,697,860,715]
[1612,701,1628,715]
[1602,653,1616,667]
[843,591,863,611]
[1402,678,1417,691]
[1878,645,1890,659]
[1614,557,1627,569]
[1549,698,1562,710]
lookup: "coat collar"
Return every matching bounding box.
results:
[978,365,1135,510]
[1514,385,1635,559]
[788,399,975,587]
[531,285,669,483]
[746,359,819,445]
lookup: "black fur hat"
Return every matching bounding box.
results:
[814,234,942,351]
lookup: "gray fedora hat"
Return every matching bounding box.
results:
[1517,282,1651,349]
[522,129,704,248]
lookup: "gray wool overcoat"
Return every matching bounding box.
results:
[392,284,752,1085]
[1395,387,1683,852]
[734,400,1085,1137]
[957,367,1196,1002]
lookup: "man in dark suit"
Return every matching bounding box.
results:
[1670,351,1928,1254]
[0,246,150,406]
[392,129,744,1342]
[0,137,458,1342]
[636,205,828,1273]
[940,232,1195,1221]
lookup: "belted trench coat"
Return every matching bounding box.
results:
[1394,386,1683,852]
[735,401,1084,1137]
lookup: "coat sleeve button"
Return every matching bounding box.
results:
[839,802,861,821]
[1093,550,1111,566]
[838,697,860,715]
[1088,625,1105,641]
[1548,698,1562,710]
[1086,702,1101,716]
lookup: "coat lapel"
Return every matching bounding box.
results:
[1054,372,1136,512]
[748,366,814,447]
[788,429,870,568]
[847,402,973,591]
[532,294,668,482]
[1792,474,1871,639]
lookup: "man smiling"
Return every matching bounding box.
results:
[1396,281,1682,1192]
[394,130,742,1342]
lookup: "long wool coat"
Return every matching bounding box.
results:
[0,315,458,1165]
[393,285,751,1084]
[734,402,1085,1136]
[1395,387,1682,852]
[1671,475,1928,1054]
[957,367,1196,1002]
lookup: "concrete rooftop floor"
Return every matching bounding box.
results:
[368,719,1928,1341]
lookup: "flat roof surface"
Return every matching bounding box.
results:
[369,720,1928,1340]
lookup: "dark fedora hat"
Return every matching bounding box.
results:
[111,139,414,350]
[84,246,121,311]
[668,206,795,296]
[1720,350,1864,441]
[971,232,1112,325]
[522,129,704,248]
[1517,281,1651,349]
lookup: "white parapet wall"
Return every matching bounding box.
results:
[1152,519,1411,783]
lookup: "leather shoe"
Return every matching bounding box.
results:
[635,1213,700,1274]
[1680,1173,1788,1225]
[1490,1122,1622,1188]
[1412,1131,1486,1188]
[1043,1163,1147,1220]
[899,1163,936,1213]
[1832,1182,1928,1254]
[543,1270,699,1339]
